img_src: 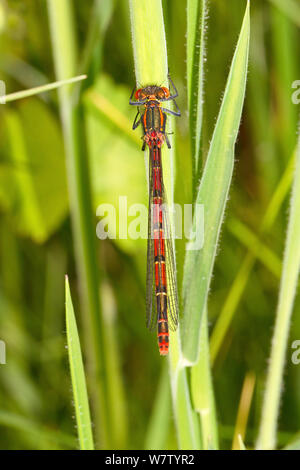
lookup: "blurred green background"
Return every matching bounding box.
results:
[0,0,299,450]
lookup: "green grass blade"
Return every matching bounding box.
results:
[256,126,300,450]
[47,0,109,446]
[191,313,218,449]
[232,372,255,450]
[144,363,171,450]
[79,0,115,79]
[187,0,208,181]
[2,75,86,103]
[237,435,247,450]
[129,0,168,86]
[129,0,199,449]
[181,1,250,364]
[171,367,201,449]
[100,283,128,449]
[65,276,94,450]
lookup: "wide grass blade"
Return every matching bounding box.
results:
[65,276,94,450]
[191,313,218,449]
[182,1,250,364]
[129,0,199,449]
[129,0,168,86]
[256,123,300,450]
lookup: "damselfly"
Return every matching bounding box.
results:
[129,77,181,355]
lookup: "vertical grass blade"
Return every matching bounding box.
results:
[129,0,168,86]
[129,0,199,449]
[144,363,171,450]
[237,435,247,450]
[47,0,109,446]
[170,365,201,449]
[187,0,208,183]
[65,277,94,450]
[182,1,250,364]
[100,282,128,449]
[191,313,218,449]
[232,372,255,450]
[256,124,300,450]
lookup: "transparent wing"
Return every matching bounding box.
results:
[146,150,157,331]
[161,182,179,331]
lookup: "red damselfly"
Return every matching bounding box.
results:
[129,76,181,355]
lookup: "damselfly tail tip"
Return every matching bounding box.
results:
[159,346,169,356]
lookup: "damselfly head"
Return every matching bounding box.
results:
[135,85,170,102]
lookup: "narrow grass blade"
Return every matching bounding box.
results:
[2,75,87,103]
[182,1,250,364]
[65,276,94,450]
[187,0,208,182]
[256,125,300,450]
[270,5,298,160]
[79,0,115,78]
[100,282,128,449]
[237,435,247,450]
[47,0,109,446]
[232,372,255,450]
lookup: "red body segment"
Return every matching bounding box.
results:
[151,145,169,355]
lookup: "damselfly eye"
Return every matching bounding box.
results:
[135,89,143,100]
[161,87,170,99]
